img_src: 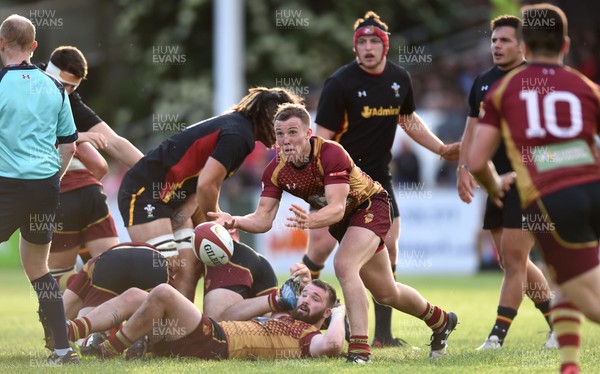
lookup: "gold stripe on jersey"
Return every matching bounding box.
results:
[269,153,288,189]
[256,286,278,297]
[313,137,382,210]
[128,187,145,226]
[534,198,599,250]
[90,284,119,297]
[333,110,349,143]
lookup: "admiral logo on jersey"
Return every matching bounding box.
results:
[361,105,400,118]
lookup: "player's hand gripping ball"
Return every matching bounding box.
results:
[192,222,234,266]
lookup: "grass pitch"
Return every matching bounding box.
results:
[1,267,599,373]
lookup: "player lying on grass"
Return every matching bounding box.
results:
[67,278,346,360]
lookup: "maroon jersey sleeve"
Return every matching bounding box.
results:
[260,158,283,200]
[300,331,321,357]
[320,142,352,185]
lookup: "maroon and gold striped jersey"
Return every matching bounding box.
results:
[480,63,600,207]
[261,137,382,220]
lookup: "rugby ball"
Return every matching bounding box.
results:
[192,222,234,266]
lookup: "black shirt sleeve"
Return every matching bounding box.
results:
[211,133,253,174]
[399,71,417,115]
[315,77,346,132]
[467,76,480,118]
[69,91,103,132]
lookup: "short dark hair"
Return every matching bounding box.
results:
[310,279,337,308]
[521,3,567,57]
[490,15,522,40]
[274,103,311,128]
[50,46,88,79]
[353,11,388,32]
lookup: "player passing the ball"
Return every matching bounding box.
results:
[469,4,600,373]
[210,103,459,363]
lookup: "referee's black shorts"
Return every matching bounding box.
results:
[0,174,60,245]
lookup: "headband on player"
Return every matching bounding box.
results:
[45,61,82,91]
[353,19,390,56]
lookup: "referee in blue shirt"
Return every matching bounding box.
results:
[0,14,78,364]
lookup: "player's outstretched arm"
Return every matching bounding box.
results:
[309,304,346,357]
[208,196,280,234]
[88,121,144,168]
[398,111,444,154]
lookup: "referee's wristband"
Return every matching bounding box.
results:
[456,164,469,173]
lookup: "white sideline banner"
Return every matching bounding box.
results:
[254,188,484,275]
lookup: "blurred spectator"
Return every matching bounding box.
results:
[392,137,421,185]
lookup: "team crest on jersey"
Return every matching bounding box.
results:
[391,82,401,97]
[144,204,156,219]
[364,213,374,223]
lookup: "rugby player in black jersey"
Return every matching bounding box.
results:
[118,87,302,301]
[301,10,459,349]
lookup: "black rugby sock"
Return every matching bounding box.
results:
[489,306,517,344]
[32,273,70,350]
[302,254,324,279]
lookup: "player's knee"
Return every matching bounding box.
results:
[370,286,398,306]
[149,283,177,303]
[500,247,529,269]
[333,259,357,282]
[122,287,148,301]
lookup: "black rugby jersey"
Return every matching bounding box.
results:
[128,111,255,203]
[316,60,415,181]
[468,62,526,174]
[69,91,102,132]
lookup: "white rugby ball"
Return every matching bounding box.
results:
[192,222,234,266]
